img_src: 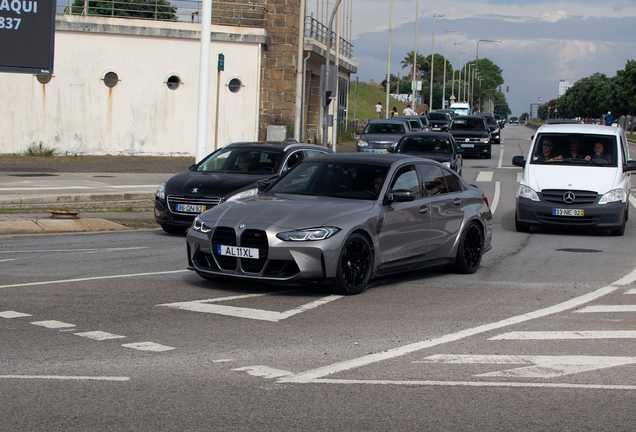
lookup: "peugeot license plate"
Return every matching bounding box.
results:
[553,208,584,217]
[371,149,388,154]
[217,245,260,259]
[176,204,205,213]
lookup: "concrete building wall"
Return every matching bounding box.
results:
[0,15,267,156]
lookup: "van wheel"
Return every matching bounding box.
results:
[611,208,627,236]
[515,212,530,233]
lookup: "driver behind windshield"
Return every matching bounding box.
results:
[585,142,612,162]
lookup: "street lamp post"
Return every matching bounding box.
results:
[442,29,455,109]
[466,63,473,107]
[385,0,393,119]
[429,13,444,111]
[412,0,419,112]
[458,53,467,101]
[451,42,461,104]
[476,39,504,65]
[321,0,344,148]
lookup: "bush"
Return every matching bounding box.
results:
[25,142,55,157]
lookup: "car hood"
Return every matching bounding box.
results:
[200,195,375,229]
[402,153,452,163]
[360,133,404,143]
[165,170,274,198]
[450,130,490,139]
[525,165,618,194]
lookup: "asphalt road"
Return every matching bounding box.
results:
[2,126,636,431]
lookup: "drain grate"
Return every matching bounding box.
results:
[9,173,58,177]
[556,248,603,253]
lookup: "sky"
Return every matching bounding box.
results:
[346,0,636,117]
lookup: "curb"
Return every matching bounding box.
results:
[0,191,155,206]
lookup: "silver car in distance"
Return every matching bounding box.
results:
[187,153,493,295]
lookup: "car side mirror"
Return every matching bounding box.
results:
[512,155,526,167]
[624,160,636,172]
[256,180,273,192]
[387,190,416,202]
[188,163,197,171]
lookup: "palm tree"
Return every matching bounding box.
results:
[401,51,427,80]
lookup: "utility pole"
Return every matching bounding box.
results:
[429,14,444,110]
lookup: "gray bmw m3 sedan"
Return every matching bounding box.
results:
[187,153,493,294]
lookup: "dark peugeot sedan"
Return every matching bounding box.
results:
[155,142,332,233]
[357,119,411,153]
[448,116,492,159]
[427,111,452,131]
[391,132,464,175]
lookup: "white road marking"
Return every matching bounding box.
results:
[416,354,636,379]
[159,294,343,322]
[626,289,636,294]
[0,375,129,381]
[497,144,504,168]
[475,171,494,182]
[0,269,188,290]
[575,305,636,313]
[0,311,32,319]
[271,263,636,385]
[233,366,293,379]
[630,194,636,209]
[490,182,501,216]
[489,331,636,340]
[74,331,126,341]
[122,342,175,352]
[30,320,76,329]
[517,172,522,183]
[0,259,19,263]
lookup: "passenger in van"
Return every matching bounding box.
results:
[534,138,560,162]
[562,138,585,159]
[585,142,612,162]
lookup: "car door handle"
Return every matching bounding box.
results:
[419,206,429,215]
[453,198,462,206]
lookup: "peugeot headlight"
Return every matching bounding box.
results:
[443,162,451,168]
[480,138,490,143]
[192,216,213,233]
[276,227,341,242]
[156,182,166,200]
[357,139,369,147]
[227,188,258,202]
[598,189,623,204]
[518,185,540,201]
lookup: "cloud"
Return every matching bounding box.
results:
[539,10,568,22]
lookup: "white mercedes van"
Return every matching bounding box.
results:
[512,123,636,236]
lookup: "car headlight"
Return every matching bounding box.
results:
[598,189,623,204]
[156,182,166,200]
[480,138,490,143]
[226,188,258,202]
[192,216,213,233]
[276,227,341,242]
[443,162,451,168]
[518,185,540,201]
[357,139,369,147]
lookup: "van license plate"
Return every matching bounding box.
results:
[461,144,474,148]
[217,245,260,259]
[553,208,584,217]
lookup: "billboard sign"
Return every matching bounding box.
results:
[0,0,56,74]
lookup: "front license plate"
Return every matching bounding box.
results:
[217,245,260,259]
[432,127,441,131]
[371,149,388,154]
[461,144,474,148]
[553,208,584,217]
[176,204,205,213]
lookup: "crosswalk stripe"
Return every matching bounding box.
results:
[489,331,636,340]
[476,171,493,182]
[0,311,32,319]
[30,320,76,329]
[626,289,636,294]
[122,342,175,352]
[74,331,126,341]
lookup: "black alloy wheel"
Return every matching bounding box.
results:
[453,222,484,274]
[330,233,373,295]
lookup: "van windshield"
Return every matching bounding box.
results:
[530,133,618,167]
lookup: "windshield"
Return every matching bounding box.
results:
[530,133,618,167]
[428,113,449,121]
[363,123,405,134]
[396,136,453,154]
[197,148,283,174]
[451,107,469,116]
[450,119,487,131]
[269,161,388,200]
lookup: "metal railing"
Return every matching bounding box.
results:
[304,16,353,59]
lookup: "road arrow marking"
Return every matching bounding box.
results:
[158,293,342,322]
[415,354,636,378]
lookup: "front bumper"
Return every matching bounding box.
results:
[516,198,625,229]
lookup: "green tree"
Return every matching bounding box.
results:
[519,112,529,121]
[72,0,178,21]
[614,60,636,118]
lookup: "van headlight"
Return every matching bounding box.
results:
[227,188,258,202]
[598,189,623,204]
[192,216,213,233]
[357,139,369,147]
[518,185,540,201]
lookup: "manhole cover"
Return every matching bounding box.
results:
[556,248,603,253]
[9,173,58,177]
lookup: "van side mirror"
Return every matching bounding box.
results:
[624,160,636,172]
[512,155,526,167]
